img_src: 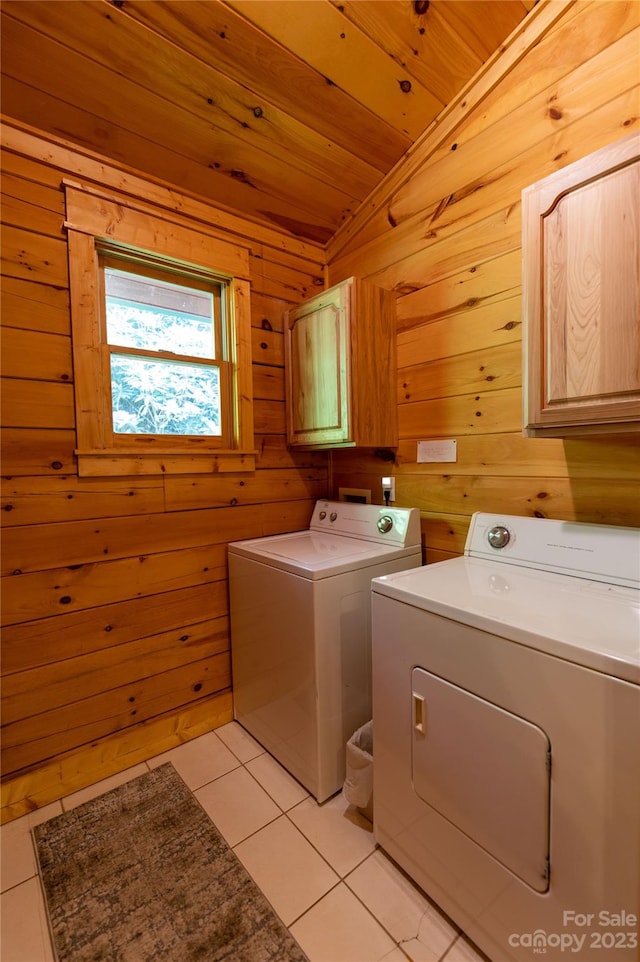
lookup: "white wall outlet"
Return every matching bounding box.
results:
[381,476,396,502]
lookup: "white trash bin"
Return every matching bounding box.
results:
[343,720,373,821]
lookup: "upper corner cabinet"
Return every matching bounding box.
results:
[284,276,397,449]
[522,132,640,437]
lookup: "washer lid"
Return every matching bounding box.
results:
[372,558,640,683]
[229,529,420,578]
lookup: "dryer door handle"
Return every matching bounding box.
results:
[413,692,426,734]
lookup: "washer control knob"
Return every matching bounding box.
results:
[330,511,338,522]
[377,515,394,534]
[487,525,510,549]
[319,510,327,520]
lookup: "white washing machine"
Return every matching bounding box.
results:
[229,499,422,802]
[372,513,640,962]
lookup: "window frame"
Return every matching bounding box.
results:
[64,181,255,476]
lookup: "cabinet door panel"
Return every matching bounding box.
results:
[285,281,351,446]
[523,131,640,436]
[544,163,640,404]
[290,303,348,440]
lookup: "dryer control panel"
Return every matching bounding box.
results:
[465,512,640,588]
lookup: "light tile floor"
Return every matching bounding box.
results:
[1,722,489,962]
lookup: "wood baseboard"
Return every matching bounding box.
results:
[1,691,233,824]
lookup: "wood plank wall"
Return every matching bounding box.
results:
[327,0,640,562]
[0,123,328,822]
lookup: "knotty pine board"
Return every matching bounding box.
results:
[1,327,71,382]
[336,0,484,105]
[1,428,77,477]
[163,470,327,513]
[252,363,285,401]
[1,278,70,337]
[399,342,522,404]
[2,587,230,675]
[1,475,165,527]
[225,0,442,139]
[3,620,229,726]
[333,434,640,483]
[251,327,284,369]
[396,475,640,526]
[2,546,229,626]
[1,189,64,238]
[397,297,522,369]
[1,224,67,286]
[1,379,75,430]
[399,387,522,438]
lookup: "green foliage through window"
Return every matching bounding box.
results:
[103,263,224,437]
[110,355,221,435]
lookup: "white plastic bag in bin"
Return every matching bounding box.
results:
[343,720,373,821]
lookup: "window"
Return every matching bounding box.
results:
[65,182,254,476]
[100,252,229,441]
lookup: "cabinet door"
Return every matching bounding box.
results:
[523,133,640,436]
[285,281,351,446]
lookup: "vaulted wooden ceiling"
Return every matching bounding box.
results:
[1,0,534,244]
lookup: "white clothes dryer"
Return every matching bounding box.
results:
[229,499,422,802]
[371,513,640,962]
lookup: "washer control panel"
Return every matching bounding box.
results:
[310,500,421,548]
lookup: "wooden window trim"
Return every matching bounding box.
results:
[65,181,255,476]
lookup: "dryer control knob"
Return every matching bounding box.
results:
[377,515,394,534]
[487,525,510,549]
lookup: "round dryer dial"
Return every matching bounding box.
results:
[377,515,394,534]
[487,524,511,549]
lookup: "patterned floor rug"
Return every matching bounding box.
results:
[34,763,309,962]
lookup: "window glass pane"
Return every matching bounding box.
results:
[104,268,215,359]
[110,354,221,436]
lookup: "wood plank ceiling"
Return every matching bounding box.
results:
[1,0,534,244]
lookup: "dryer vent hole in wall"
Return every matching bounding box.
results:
[338,487,371,504]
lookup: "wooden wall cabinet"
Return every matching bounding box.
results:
[285,276,397,449]
[522,132,640,437]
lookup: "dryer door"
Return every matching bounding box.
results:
[411,668,551,892]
